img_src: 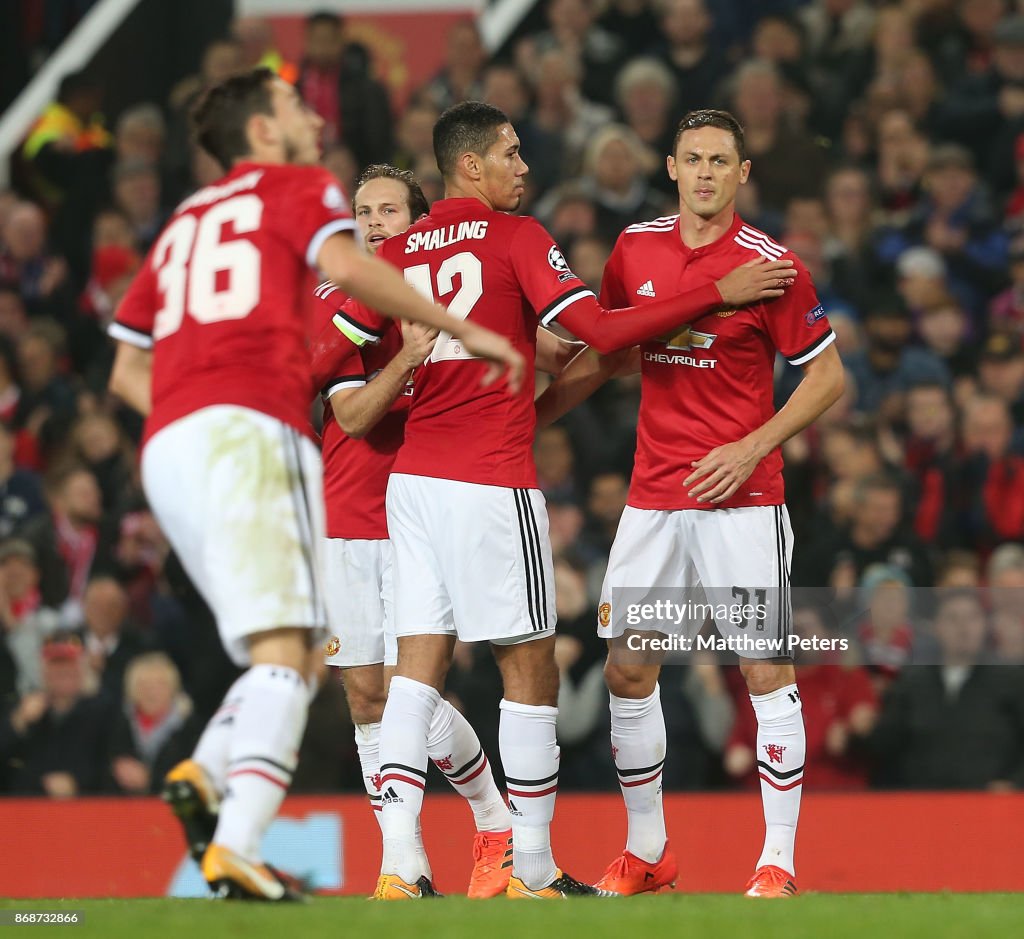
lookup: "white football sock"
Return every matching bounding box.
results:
[610,685,667,864]
[354,722,384,830]
[192,673,248,796]
[214,665,308,863]
[378,676,440,884]
[428,699,512,833]
[751,684,805,877]
[499,699,559,890]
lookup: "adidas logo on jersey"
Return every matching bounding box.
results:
[636,280,657,297]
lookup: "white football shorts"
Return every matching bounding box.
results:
[142,405,327,667]
[322,537,396,668]
[599,504,794,659]
[386,473,556,644]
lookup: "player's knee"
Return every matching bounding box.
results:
[604,659,658,699]
[739,659,796,696]
[342,669,387,724]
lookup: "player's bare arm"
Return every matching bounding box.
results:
[317,232,525,392]
[534,327,583,374]
[684,342,844,504]
[331,322,437,439]
[108,342,153,416]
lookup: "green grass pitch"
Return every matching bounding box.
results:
[1,895,1022,938]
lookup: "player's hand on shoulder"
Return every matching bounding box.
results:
[399,320,439,369]
[716,256,795,308]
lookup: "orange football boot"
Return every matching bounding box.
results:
[467,829,513,898]
[594,844,678,896]
[744,865,798,897]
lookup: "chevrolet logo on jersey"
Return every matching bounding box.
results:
[664,327,717,351]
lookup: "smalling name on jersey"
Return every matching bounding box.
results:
[405,221,489,253]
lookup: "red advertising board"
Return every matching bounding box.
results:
[0,793,1020,897]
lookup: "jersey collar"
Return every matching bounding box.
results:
[677,212,744,259]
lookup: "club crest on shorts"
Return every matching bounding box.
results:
[324,635,341,657]
[598,602,611,627]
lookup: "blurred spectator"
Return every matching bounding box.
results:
[20,70,112,207]
[527,48,615,190]
[16,321,78,446]
[419,18,485,112]
[856,563,916,685]
[959,393,1024,547]
[976,332,1024,422]
[902,382,959,544]
[648,0,727,118]
[543,184,599,243]
[392,101,440,174]
[524,0,625,107]
[0,540,60,696]
[68,413,134,512]
[76,576,146,703]
[936,549,984,590]
[824,165,882,311]
[578,471,629,561]
[114,105,166,167]
[938,14,1024,173]
[0,422,45,539]
[107,652,196,794]
[0,201,73,320]
[598,0,660,57]
[567,234,611,294]
[573,124,668,242]
[111,160,165,253]
[534,424,581,503]
[869,588,1024,789]
[916,295,978,385]
[845,298,950,416]
[986,542,1024,663]
[20,465,103,618]
[232,16,296,80]
[877,144,1009,316]
[0,634,110,796]
[725,603,877,789]
[0,284,28,341]
[989,234,1024,332]
[297,12,393,167]
[874,109,929,220]
[730,59,830,213]
[614,58,677,194]
[797,473,934,590]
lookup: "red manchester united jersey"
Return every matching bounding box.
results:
[312,283,410,540]
[600,213,835,511]
[111,162,356,444]
[339,198,596,488]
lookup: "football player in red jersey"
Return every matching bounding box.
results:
[348,101,797,900]
[106,69,524,901]
[311,164,569,898]
[536,109,845,898]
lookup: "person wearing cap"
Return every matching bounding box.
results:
[977,331,1024,423]
[0,631,112,797]
[0,539,61,697]
[843,294,950,414]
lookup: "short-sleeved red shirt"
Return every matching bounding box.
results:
[600,213,835,510]
[112,162,356,445]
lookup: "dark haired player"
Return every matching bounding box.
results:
[107,69,523,901]
[537,109,844,898]
[349,101,797,899]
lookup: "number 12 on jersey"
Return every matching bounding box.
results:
[403,251,482,363]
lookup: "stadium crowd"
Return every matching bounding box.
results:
[1,0,1024,802]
